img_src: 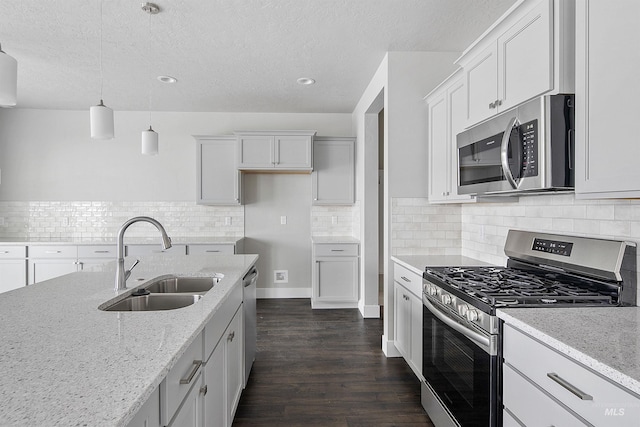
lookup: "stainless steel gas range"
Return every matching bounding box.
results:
[420,230,637,427]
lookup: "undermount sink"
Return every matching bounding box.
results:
[100,274,223,312]
[143,275,223,294]
[102,294,203,311]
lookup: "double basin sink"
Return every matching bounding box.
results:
[101,274,224,312]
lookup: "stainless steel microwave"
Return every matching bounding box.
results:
[456,94,574,196]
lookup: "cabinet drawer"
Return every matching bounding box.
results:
[504,324,640,426]
[77,245,117,258]
[0,245,27,258]
[203,284,242,362]
[393,263,422,298]
[126,244,187,257]
[314,243,359,257]
[29,245,77,258]
[160,332,204,425]
[503,363,586,427]
[188,244,234,255]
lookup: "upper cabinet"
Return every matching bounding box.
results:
[575,0,640,198]
[236,131,315,171]
[312,137,355,205]
[458,0,575,127]
[195,136,242,205]
[425,70,474,204]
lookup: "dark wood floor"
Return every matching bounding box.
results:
[233,299,433,426]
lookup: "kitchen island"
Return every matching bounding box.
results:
[0,253,258,426]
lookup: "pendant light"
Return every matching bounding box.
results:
[0,43,18,107]
[141,2,160,155]
[90,0,114,139]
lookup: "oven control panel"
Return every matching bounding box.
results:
[532,238,573,257]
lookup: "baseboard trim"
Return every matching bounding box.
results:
[382,335,402,357]
[257,287,311,299]
[358,300,381,318]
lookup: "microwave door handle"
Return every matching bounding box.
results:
[500,116,520,189]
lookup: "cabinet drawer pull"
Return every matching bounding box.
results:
[94,250,110,254]
[200,385,208,395]
[489,101,496,109]
[45,250,62,254]
[400,276,411,283]
[205,250,220,253]
[546,372,593,400]
[228,331,235,342]
[180,360,203,385]
[0,251,9,254]
[331,249,344,252]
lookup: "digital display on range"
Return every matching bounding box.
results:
[532,238,573,257]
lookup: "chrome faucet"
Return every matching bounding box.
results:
[115,216,172,292]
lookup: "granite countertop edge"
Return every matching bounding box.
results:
[497,308,640,397]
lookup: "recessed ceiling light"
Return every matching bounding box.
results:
[157,75,177,83]
[297,77,316,85]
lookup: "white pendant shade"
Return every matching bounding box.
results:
[90,100,114,139]
[141,126,159,155]
[0,48,18,107]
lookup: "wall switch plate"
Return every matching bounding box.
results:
[332,216,338,225]
[225,216,232,226]
[280,216,287,225]
[274,270,288,283]
[61,217,69,227]
[0,217,5,226]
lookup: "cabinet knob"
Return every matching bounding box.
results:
[200,385,208,396]
[228,331,235,342]
[496,99,502,106]
[489,102,495,109]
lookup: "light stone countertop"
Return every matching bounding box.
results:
[391,254,493,276]
[0,236,243,245]
[498,307,640,396]
[0,253,258,427]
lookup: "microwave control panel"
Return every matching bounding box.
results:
[519,119,538,177]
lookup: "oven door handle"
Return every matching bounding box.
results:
[500,116,520,190]
[423,297,494,355]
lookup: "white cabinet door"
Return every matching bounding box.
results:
[225,308,243,424]
[497,0,553,112]
[394,284,409,359]
[127,387,161,427]
[196,137,241,205]
[312,137,355,205]
[237,135,274,168]
[0,260,27,293]
[575,0,640,198]
[168,373,204,427]
[427,72,474,204]
[465,44,499,126]
[274,135,312,169]
[427,90,449,202]
[28,259,78,284]
[313,257,359,304]
[203,338,226,427]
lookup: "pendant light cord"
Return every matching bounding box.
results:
[99,0,104,102]
[148,9,152,127]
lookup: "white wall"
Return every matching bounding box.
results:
[0,109,351,201]
[352,52,460,355]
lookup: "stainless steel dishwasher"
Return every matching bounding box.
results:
[242,266,258,387]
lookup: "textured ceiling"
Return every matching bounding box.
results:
[0,0,515,113]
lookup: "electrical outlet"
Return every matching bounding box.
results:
[332,216,338,225]
[274,270,288,283]
[0,217,5,227]
[280,216,287,225]
[61,217,69,227]
[225,216,232,226]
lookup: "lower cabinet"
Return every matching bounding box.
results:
[127,387,161,427]
[503,323,640,427]
[392,262,422,380]
[311,242,359,309]
[0,245,27,293]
